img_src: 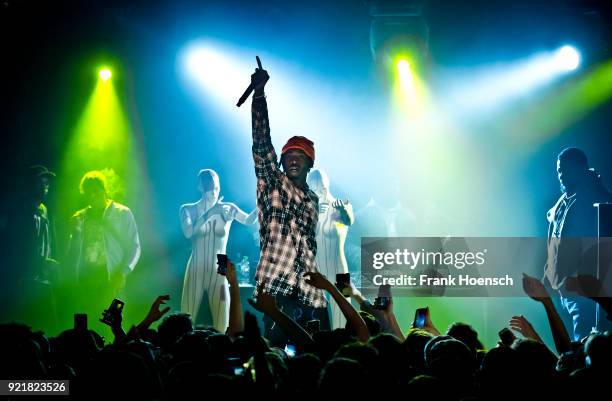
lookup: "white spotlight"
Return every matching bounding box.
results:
[555,45,580,72]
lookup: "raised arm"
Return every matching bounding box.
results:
[251,60,282,187]
[304,272,370,341]
[523,273,571,354]
[345,282,394,336]
[226,260,244,337]
[248,285,314,347]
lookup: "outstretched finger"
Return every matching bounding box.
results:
[256,55,263,69]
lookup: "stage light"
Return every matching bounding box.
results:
[554,45,580,71]
[397,59,411,78]
[180,43,251,108]
[397,59,417,100]
[442,45,583,115]
[99,68,112,81]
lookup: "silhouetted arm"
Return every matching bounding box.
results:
[226,261,244,337]
[523,274,571,354]
[304,272,370,341]
[248,287,313,347]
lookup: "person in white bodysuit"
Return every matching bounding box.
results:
[306,169,354,329]
[180,169,256,332]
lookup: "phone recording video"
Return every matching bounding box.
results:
[284,344,296,358]
[217,253,228,275]
[414,307,427,328]
[227,357,244,376]
[498,327,516,346]
[100,298,125,326]
[335,273,351,297]
[374,284,391,310]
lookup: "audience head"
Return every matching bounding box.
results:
[158,313,193,351]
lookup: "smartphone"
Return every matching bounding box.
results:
[374,284,392,310]
[306,319,321,335]
[284,344,296,358]
[374,297,390,310]
[100,298,125,326]
[335,273,351,297]
[414,308,427,328]
[217,254,228,275]
[74,313,88,332]
[227,357,244,376]
[498,328,516,346]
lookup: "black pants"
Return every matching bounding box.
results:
[263,293,331,347]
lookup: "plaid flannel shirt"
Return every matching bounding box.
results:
[251,96,327,308]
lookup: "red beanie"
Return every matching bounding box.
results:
[281,136,315,163]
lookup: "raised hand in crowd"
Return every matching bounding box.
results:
[226,259,245,337]
[137,295,171,331]
[522,273,570,354]
[380,296,406,341]
[411,306,440,336]
[243,310,269,355]
[523,273,550,302]
[304,271,370,341]
[248,284,313,347]
[248,285,280,316]
[509,315,544,343]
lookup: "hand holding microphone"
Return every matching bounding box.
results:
[236,56,269,107]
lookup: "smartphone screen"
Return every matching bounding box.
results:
[284,344,296,358]
[414,308,427,328]
[374,297,390,310]
[217,254,228,275]
[227,357,244,376]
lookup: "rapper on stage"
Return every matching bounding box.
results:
[248,58,329,343]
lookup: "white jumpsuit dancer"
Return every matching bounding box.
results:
[180,169,256,332]
[307,169,354,329]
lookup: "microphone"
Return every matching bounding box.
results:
[236,56,264,107]
[236,83,253,107]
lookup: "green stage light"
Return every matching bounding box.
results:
[99,68,112,81]
[397,59,416,96]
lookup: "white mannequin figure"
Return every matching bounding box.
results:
[307,169,354,329]
[180,169,256,332]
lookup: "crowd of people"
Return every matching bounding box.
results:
[1,260,610,400]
